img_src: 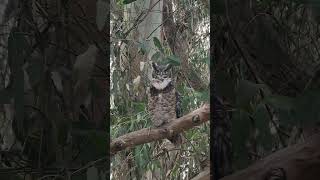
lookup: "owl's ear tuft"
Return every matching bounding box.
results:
[152,62,158,71]
[164,63,172,71]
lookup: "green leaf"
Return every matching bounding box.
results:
[194,90,210,102]
[138,40,148,55]
[153,37,164,53]
[203,57,210,65]
[123,0,138,4]
[132,102,145,112]
[96,0,109,31]
[164,55,181,66]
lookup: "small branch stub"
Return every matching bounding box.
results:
[192,114,201,123]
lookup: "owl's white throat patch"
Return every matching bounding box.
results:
[151,78,172,90]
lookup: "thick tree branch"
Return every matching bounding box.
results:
[110,104,210,155]
[220,132,320,180]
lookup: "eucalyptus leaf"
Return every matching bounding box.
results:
[123,0,138,4]
[164,55,181,66]
[73,45,98,92]
[138,40,148,55]
[153,37,164,53]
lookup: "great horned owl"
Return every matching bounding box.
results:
[148,62,182,145]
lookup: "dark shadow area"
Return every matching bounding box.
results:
[212,0,320,180]
[0,0,109,179]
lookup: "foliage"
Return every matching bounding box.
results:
[0,0,108,179]
[215,0,320,172]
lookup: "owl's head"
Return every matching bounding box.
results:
[151,62,173,90]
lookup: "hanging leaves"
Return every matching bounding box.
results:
[73,44,98,89]
[72,45,98,122]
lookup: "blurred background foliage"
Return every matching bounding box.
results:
[215,0,320,172]
[0,0,108,179]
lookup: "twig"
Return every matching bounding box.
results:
[70,157,107,176]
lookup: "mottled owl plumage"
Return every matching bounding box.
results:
[148,62,182,145]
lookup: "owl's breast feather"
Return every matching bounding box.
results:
[151,78,172,90]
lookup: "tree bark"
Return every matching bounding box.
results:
[162,0,207,91]
[219,132,320,180]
